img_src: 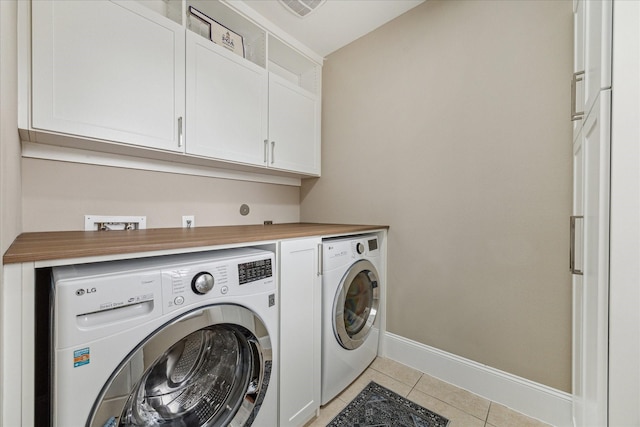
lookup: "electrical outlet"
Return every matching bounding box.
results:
[182,215,195,228]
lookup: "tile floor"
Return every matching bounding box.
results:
[305,357,553,427]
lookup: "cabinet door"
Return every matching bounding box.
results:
[279,238,321,427]
[186,32,268,165]
[31,1,185,152]
[572,91,610,427]
[572,0,585,141]
[582,0,612,117]
[268,73,320,175]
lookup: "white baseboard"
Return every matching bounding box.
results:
[381,332,572,427]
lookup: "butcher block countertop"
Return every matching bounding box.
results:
[3,223,388,264]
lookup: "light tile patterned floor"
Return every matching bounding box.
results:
[305,357,553,427]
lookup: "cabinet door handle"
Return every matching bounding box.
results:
[317,243,323,276]
[178,117,184,147]
[271,141,275,164]
[571,71,585,121]
[264,139,268,163]
[570,215,584,275]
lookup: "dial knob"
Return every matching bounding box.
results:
[192,272,215,295]
[356,242,365,254]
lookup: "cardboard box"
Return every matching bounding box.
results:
[189,6,245,58]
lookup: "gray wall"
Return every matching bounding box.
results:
[301,0,573,391]
[21,159,300,231]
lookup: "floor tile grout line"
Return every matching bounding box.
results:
[319,359,549,427]
[371,361,493,424]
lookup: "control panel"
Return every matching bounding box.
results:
[161,254,275,314]
[52,247,275,348]
[350,237,379,258]
[239,259,273,285]
[323,234,380,272]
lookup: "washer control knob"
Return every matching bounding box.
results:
[356,242,365,254]
[192,272,215,295]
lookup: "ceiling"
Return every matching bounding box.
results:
[236,0,426,58]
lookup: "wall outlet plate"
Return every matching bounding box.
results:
[85,215,147,231]
[182,215,195,228]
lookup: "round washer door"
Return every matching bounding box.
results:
[88,304,272,427]
[333,259,380,350]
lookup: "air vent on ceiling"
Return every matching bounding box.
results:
[278,0,327,18]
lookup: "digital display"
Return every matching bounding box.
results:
[238,258,272,285]
[368,239,378,251]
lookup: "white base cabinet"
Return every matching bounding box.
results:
[279,238,322,426]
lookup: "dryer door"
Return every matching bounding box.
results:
[88,304,272,427]
[333,259,380,350]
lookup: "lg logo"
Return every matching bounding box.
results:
[75,288,97,296]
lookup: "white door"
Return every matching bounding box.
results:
[279,238,321,426]
[185,32,268,165]
[86,305,274,427]
[572,90,610,427]
[31,1,185,152]
[333,259,380,350]
[268,73,320,175]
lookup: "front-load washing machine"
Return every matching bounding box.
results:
[51,247,277,427]
[321,234,382,405]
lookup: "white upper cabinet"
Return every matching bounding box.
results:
[21,0,323,180]
[186,31,268,164]
[31,1,185,152]
[268,75,320,175]
[583,0,612,114]
[184,4,321,175]
[572,0,612,133]
[267,36,321,175]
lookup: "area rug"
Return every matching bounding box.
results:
[327,381,450,427]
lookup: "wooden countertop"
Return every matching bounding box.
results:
[3,223,388,264]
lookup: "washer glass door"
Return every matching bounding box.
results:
[333,259,380,350]
[88,304,272,427]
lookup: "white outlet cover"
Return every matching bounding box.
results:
[84,215,147,231]
[182,216,195,228]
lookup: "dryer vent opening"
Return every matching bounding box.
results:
[278,0,327,17]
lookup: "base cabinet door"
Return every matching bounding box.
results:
[31,0,185,152]
[279,238,321,426]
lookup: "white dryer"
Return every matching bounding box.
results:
[321,234,382,405]
[51,247,277,427]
